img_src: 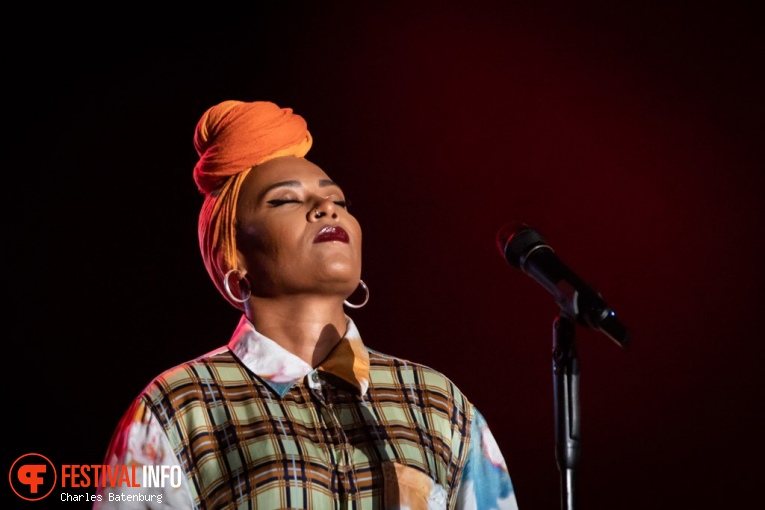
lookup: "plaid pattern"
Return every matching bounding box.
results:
[142,347,472,509]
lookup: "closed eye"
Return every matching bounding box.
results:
[267,199,302,207]
[334,199,351,209]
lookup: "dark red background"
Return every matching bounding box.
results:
[7,2,763,508]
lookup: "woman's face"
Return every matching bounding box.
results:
[235,156,362,299]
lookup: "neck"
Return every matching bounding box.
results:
[244,295,349,367]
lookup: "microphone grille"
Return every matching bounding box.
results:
[496,222,548,268]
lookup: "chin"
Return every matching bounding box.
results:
[321,260,359,278]
[317,270,360,292]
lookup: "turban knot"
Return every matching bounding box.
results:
[193,100,312,194]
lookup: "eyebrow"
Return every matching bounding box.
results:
[258,179,341,201]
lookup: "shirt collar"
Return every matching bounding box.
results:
[227,315,370,397]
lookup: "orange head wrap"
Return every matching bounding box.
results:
[194,100,313,309]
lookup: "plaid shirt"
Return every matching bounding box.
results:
[94,316,517,509]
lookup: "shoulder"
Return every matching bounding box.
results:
[367,347,462,383]
[138,346,239,399]
[366,347,474,411]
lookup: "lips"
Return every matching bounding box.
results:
[314,225,349,243]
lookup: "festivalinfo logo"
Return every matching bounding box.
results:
[9,452,182,503]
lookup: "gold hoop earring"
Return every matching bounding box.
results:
[223,269,251,303]
[344,279,369,309]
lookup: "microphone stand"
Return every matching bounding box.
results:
[552,314,580,510]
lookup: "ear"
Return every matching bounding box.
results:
[235,249,248,278]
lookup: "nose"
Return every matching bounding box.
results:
[309,196,338,221]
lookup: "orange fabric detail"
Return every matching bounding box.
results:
[317,336,371,395]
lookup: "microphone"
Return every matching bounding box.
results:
[496,221,630,348]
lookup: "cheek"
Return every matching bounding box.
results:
[241,220,303,263]
[238,219,277,261]
[350,218,363,250]
[238,222,268,254]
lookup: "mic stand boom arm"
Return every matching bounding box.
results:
[553,314,580,510]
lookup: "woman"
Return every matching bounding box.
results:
[94,100,518,509]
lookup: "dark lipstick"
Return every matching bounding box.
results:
[314,226,349,243]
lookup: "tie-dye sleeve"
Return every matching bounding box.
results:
[93,398,194,509]
[455,408,519,510]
